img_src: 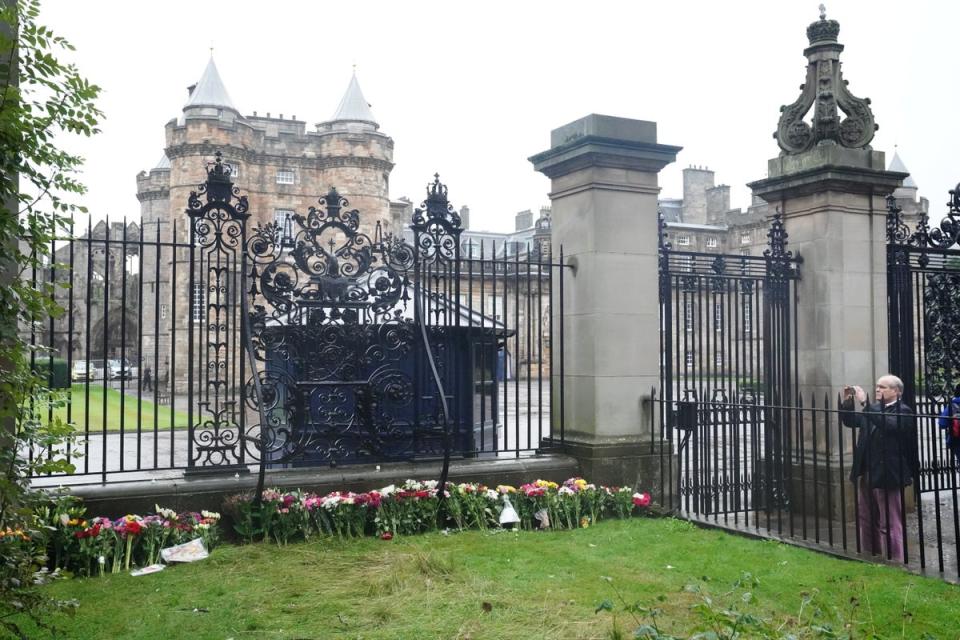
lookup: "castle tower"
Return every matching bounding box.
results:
[135,59,396,391]
[314,71,395,232]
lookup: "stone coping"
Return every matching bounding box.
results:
[37,454,581,519]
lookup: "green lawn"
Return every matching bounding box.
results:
[26,518,960,639]
[41,384,191,432]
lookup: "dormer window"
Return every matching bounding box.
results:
[676,234,690,246]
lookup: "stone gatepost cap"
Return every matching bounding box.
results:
[530,114,681,178]
[549,114,658,148]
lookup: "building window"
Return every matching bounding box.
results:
[706,237,718,249]
[485,295,504,322]
[160,304,167,320]
[676,234,690,246]
[714,302,723,332]
[740,232,751,245]
[276,169,295,185]
[715,351,724,367]
[274,208,295,229]
[226,162,239,179]
[740,248,750,256]
[685,351,694,367]
[685,300,694,332]
[743,300,752,334]
[192,283,205,323]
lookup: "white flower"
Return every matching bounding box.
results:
[156,505,177,520]
[558,486,575,495]
[380,484,397,497]
[422,480,438,490]
[97,555,105,565]
[484,489,499,501]
[201,510,220,520]
[59,513,69,526]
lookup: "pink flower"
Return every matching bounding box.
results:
[632,492,651,508]
[381,532,393,541]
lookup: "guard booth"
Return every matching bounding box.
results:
[261,309,510,467]
[246,179,507,468]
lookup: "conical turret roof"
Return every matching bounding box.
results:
[184,56,238,113]
[888,150,917,188]
[329,72,377,125]
[154,153,171,170]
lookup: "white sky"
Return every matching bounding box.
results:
[43,0,960,233]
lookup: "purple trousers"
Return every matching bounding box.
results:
[856,476,904,561]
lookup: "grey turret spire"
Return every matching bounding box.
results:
[326,71,378,129]
[183,56,239,115]
[888,150,917,188]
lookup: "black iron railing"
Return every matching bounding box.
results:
[652,389,960,579]
[23,159,570,482]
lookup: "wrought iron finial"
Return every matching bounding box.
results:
[657,209,671,251]
[774,10,876,155]
[412,174,460,230]
[201,151,236,202]
[411,174,462,261]
[885,193,910,244]
[764,210,794,260]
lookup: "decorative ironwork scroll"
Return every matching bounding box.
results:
[241,186,422,465]
[886,181,960,492]
[186,152,249,467]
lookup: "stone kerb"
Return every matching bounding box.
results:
[530,114,680,489]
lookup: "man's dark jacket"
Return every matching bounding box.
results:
[840,398,915,489]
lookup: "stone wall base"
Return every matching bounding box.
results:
[555,439,675,504]
[59,454,580,525]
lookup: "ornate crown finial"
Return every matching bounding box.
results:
[411,173,461,235]
[203,150,235,201]
[774,11,876,155]
[426,173,448,203]
[806,12,840,44]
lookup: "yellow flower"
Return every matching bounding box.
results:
[580,517,590,528]
[535,480,559,490]
[574,479,587,489]
[496,485,516,494]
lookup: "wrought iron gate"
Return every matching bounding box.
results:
[658,213,802,515]
[177,155,564,473]
[887,186,960,494]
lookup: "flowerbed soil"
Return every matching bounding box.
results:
[22,518,960,639]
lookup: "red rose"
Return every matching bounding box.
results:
[125,520,142,536]
[381,532,394,541]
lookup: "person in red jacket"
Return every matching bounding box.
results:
[840,375,915,562]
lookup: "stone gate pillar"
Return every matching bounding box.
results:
[530,114,680,490]
[748,10,906,517]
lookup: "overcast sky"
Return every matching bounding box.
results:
[43,0,960,233]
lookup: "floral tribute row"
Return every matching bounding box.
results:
[1,495,223,578]
[224,477,652,544]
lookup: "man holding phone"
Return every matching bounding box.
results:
[839,375,915,562]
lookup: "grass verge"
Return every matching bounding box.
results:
[40,384,191,433]
[22,518,960,639]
